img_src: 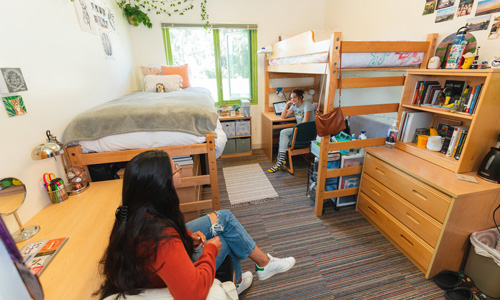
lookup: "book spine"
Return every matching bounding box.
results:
[412,82,421,105]
[466,84,480,114]
[470,84,483,115]
[440,126,454,154]
[446,127,460,157]
[454,130,468,160]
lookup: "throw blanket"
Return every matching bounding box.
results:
[62,87,218,145]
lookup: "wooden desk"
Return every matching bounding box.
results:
[261,111,296,162]
[18,180,122,300]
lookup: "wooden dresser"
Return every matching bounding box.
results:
[357,147,500,279]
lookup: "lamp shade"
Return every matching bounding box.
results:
[31,142,63,160]
[31,130,64,160]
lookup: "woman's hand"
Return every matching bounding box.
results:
[191,231,206,248]
[206,236,222,253]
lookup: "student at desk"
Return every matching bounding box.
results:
[268,89,314,173]
[96,150,295,300]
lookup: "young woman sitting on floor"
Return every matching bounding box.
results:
[96,150,296,300]
[268,89,314,173]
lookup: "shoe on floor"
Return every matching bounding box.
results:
[444,287,474,300]
[255,254,296,281]
[236,271,253,294]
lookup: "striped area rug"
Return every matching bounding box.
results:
[223,163,278,206]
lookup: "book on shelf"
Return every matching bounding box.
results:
[422,82,441,105]
[444,80,467,100]
[400,112,433,143]
[454,130,468,160]
[411,81,423,105]
[429,87,444,105]
[468,83,483,115]
[398,111,408,140]
[19,237,68,276]
[440,126,456,154]
[415,81,438,105]
[446,126,469,157]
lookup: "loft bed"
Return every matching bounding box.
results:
[63,89,224,216]
[264,30,438,216]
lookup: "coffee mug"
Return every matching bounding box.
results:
[427,135,443,151]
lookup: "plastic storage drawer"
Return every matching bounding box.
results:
[222,139,236,155]
[236,138,251,153]
[235,120,251,136]
[221,121,236,137]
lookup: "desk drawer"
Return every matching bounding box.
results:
[364,155,450,223]
[360,174,442,248]
[358,193,433,271]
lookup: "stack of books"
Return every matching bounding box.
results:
[440,125,469,160]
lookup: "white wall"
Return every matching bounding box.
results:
[0,0,137,230]
[128,0,327,148]
[322,0,500,128]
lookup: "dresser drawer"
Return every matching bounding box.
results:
[358,193,434,271]
[360,174,442,248]
[364,155,450,223]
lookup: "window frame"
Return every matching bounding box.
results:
[162,24,258,106]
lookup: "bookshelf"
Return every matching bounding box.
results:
[220,115,253,158]
[395,69,500,173]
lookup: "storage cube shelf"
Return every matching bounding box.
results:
[395,69,500,173]
[220,116,253,158]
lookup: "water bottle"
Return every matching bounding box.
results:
[446,26,469,69]
[385,121,398,149]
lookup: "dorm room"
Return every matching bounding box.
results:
[3,0,500,299]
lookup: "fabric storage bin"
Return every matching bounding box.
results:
[235,138,251,153]
[222,139,236,155]
[221,121,236,137]
[235,120,251,136]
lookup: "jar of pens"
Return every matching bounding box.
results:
[43,173,69,204]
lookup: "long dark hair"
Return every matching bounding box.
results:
[96,150,194,299]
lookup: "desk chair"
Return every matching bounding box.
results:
[284,121,317,175]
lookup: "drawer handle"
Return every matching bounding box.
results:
[374,167,385,176]
[400,234,414,247]
[412,189,428,201]
[367,205,377,216]
[370,187,381,197]
[406,213,420,225]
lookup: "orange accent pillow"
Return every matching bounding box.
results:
[161,64,191,88]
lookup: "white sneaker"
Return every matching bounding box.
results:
[255,254,296,281]
[236,271,253,294]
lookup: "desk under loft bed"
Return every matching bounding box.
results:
[263,30,438,216]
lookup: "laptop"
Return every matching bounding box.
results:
[273,101,287,116]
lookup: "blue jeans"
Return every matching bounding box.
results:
[186,210,256,282]
[279,127,294,152]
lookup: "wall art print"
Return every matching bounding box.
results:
[74,0,97,35]
[0,68,28,93]
[2,95,27,117]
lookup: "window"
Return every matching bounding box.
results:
[162,24,258,106]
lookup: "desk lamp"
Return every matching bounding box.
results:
[32,130,89,195]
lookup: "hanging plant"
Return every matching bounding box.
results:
[117,1,153,28]
[132,0,210,26]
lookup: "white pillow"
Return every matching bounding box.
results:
[103,279,238,300]
[144,75,183,92]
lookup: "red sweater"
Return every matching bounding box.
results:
[145,229,218,300]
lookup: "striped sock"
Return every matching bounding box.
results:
[268,151,286,173]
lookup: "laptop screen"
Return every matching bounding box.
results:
[273,101,287,116]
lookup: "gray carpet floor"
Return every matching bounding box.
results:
[208,149,446,300]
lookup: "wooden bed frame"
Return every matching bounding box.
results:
[264,31,438,216]
[65,133,220,215]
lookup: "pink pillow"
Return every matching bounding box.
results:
[141,66,161,76]
[161,64,191,88]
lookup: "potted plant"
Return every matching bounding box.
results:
[117,1,152,28]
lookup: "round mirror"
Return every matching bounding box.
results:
[0,177,39,243]
[0,178,26,215]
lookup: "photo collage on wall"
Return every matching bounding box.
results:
[422,0,500,39]
[73,0,117,59]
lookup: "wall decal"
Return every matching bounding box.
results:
[0,68,28,93]
[2,95,27,117]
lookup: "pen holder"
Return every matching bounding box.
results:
[47,185,69,204]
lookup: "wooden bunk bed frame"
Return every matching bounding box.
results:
[65,134,220,215]
[264,31,438,216]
